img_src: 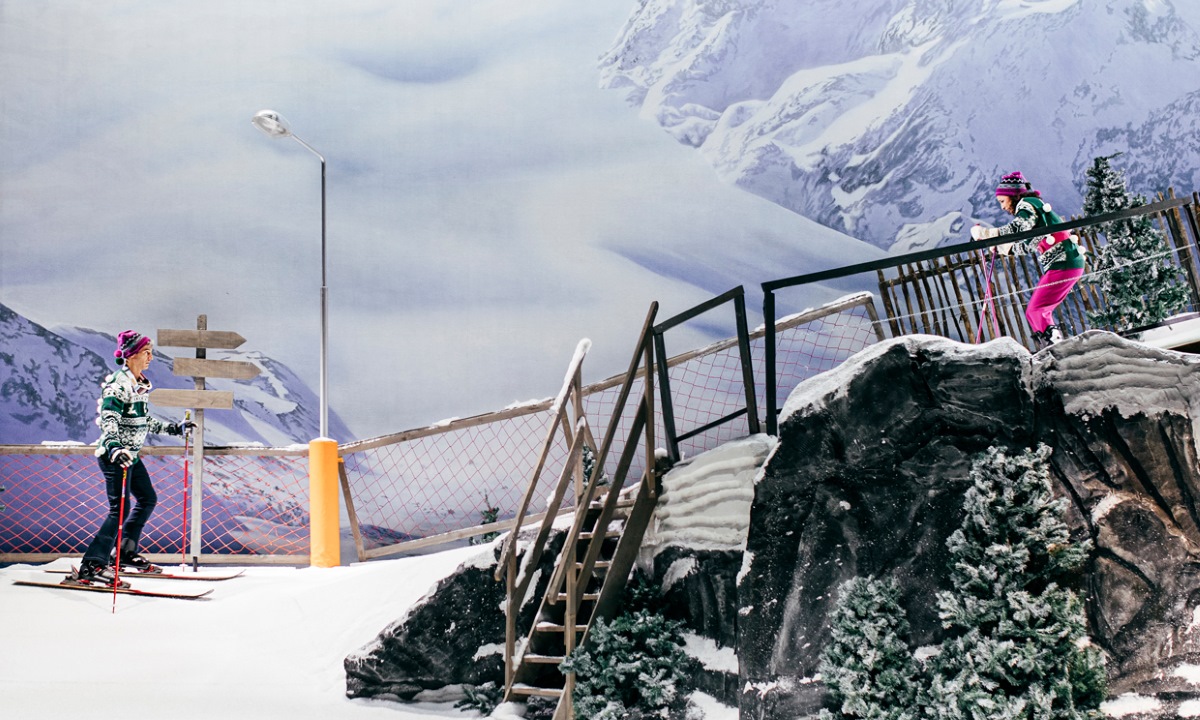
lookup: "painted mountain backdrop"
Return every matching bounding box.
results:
[600,0,1200,251]
[0,303,352,446]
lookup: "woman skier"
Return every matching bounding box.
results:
[972,171,1085,347]
[65,330,193,587]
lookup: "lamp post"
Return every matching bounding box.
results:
[251,110,329,439]
[252,109,339,567]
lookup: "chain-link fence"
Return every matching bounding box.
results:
[339,292,884,558]
[0,445,308,563]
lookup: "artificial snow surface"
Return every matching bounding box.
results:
[0,548,488,720]
[1,546,742,720]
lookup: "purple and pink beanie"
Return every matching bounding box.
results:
[113,330,151,365]
[996,171,1039,198]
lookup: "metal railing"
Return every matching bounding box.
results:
[762,192,1200,434]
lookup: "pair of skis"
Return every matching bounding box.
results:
[13,566,245,601]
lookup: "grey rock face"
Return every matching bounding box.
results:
[738,331,1200,718]
[345,532,565,701]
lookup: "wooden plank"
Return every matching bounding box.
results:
[149,389,235,409]
[173,357,260,380]
[157,329,246,350]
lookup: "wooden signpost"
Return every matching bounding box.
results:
[154,315,259,566]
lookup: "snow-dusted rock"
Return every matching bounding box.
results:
[738,331,1200,718]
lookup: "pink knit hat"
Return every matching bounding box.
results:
[113,330,151,365]
[995,171,1033,198]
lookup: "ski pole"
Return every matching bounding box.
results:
[975,248,1001,343]
[180,410,191,571]
[112,464,128,614]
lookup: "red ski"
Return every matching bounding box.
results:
[44,567,245,582]
[13,579,213,600]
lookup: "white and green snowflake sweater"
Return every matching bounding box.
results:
[94,368,169,460]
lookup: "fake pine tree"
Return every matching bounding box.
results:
[1084,154,1189,331]
[819,576,918,720]
[924,445,1106,720]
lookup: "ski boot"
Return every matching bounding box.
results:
[1029,330,1047,350]
[62,560,130,589]
[1046,325,1064,344]
[113,551,163,575]
[112,539,163,574]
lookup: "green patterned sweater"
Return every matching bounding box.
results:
[93,368,169,461]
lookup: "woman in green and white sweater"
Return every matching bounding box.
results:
[971,171,1085,347]
[67,330,192,587]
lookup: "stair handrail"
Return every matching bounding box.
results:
[495,338,592,584]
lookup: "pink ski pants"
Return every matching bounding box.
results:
[1026,267,1084,333]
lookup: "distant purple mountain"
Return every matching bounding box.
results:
[0,303,352,446]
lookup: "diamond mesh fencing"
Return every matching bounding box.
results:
[0,447,308,561]
[340,293,883,558]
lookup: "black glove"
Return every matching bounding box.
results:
[109,448,135,468]
[166,421,197,436]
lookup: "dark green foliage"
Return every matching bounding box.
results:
[818,445,1107,720]
[925,444,1106,719]
[469,494,501,546]
[523,696,558,720]
[1083,154,1189,331]
[561,573,694,720]
[583,445,609,487]
[454,680,502,716]
[818,576,918,720]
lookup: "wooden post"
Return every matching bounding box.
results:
[154,316,253,566]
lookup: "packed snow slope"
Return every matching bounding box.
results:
[601,0,1200,250]
[0,550,486,720]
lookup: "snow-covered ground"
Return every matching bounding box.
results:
[0,548,489,720]
[0,547,739,720]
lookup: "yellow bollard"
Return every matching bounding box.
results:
[308,438,340,567]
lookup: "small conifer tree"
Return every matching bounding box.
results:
[469,494,501,545]
[561,572,693,719]
[924,445,1106,719]
[818,576,918,720]
[818,446,1106,720]
[1084,154,1189,331]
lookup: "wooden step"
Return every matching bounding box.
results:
[575,560,611,571]
[580,529,620,541]
[509,684,563,698]
[589,497,636,510]
[536,621,589,634]
[522,654,566,665]
[554,592,599,603]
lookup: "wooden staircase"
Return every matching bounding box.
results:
[495,303,662,720]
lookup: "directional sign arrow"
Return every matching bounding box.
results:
[157,329,246,350]
[173,357,261,381]
[149,389,235,410]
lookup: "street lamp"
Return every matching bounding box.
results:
[252,109,340,568]
[251,110,329,439]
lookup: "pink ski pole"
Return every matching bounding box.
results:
[975,248,1001,343]
[112,465,128,613]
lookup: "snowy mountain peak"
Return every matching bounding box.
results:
[601,0,1200,250]
[0,304,352,445]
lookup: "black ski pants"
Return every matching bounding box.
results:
[82,455,157,566]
